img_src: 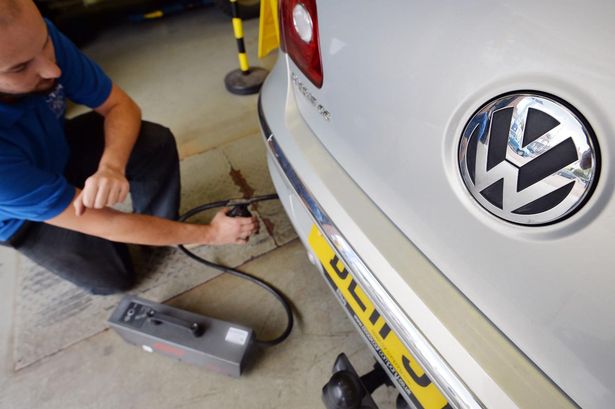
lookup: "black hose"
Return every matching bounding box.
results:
[177,194,294,346]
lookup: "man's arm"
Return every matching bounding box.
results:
[51,190,259,246]
[74,83,141,215]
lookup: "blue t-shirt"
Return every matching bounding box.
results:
[0,20,112,241]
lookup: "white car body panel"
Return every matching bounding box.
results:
[260,1,615,407]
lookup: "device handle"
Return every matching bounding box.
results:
[147,310,204,337]
[227,204,252,218]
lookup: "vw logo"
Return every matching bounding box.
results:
[459,93,599,225]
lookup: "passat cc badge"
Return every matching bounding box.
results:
[459,93,599,225]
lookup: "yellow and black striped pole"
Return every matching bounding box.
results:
[231,0,251,74]
[224,0,268,95]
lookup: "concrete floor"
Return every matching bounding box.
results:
[0,7,397,409]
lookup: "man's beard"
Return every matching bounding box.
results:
[0,79,58,102]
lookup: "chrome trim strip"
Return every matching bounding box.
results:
[258,100,484,409]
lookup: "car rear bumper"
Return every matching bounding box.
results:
[258,104,482,409]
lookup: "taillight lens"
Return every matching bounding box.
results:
[280,0,323,88]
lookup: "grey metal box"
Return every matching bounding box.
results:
[108,295,254,377]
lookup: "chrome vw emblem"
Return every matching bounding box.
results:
[459,93,599,225]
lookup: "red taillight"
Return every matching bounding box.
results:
[279,0,323,88]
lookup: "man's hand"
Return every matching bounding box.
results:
[207,208,259,245]
[74,164,129,216]
[72,83,141,216]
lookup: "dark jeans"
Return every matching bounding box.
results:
[12,112,180,295]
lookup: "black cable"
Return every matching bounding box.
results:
[177,194,293,346]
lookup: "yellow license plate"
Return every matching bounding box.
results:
[308,226,451,409]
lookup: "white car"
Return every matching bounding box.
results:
[258,1,614,408]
